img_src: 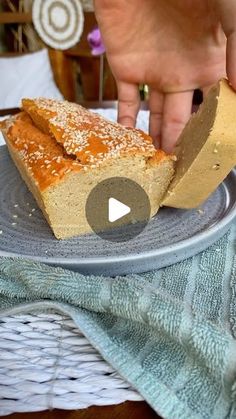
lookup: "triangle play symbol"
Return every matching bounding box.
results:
[108,197,131,223]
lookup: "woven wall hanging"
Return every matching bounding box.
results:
[32,0,84,50]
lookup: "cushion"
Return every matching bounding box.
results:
[0,49,63,109]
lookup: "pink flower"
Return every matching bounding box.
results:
[87,27,105,56]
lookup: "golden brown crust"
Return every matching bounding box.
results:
[2,98,174,192]
[22,98,157,165]
[1,98,176,239]
[4,112,82,191]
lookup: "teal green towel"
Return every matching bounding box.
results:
[1,224,236,419]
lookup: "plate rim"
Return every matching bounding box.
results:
[1,140,236,267]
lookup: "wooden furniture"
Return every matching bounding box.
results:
[64,12,117,101]
[0,7,117,101]
[5,401,160,419]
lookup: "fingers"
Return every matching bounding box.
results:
[226,32,236,89]
[117,81,140,128]
[148,89,164,148]
[161,90,194,153]
[216,0,236,89]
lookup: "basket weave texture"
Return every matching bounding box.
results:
[0,313,142,416]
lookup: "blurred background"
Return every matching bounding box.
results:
[0,0,119,104]
[0,0,202,109]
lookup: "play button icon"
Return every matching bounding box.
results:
[85,177,151,242]
[108,198,131,223]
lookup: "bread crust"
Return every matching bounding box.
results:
[2,99,175,239]
[162,79,236,208]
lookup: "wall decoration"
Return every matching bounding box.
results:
[32,0,84,50]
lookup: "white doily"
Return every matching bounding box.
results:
[32,0,84,50]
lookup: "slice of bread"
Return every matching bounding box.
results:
[2,99,175,239]
[162,79,236,209]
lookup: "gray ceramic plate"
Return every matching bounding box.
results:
[1,145,236,276]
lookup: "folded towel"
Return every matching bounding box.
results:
[1,223,236,419]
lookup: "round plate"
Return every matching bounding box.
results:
[0,145,236,276]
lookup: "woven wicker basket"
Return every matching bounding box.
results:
[0,312,142,416]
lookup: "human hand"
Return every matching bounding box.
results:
[94,0,236,152]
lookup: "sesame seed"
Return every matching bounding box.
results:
[9,97,160,189]
[33,98,155,163]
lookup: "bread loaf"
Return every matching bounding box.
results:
[2,98,175,239]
